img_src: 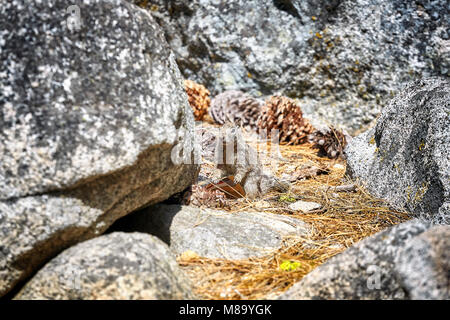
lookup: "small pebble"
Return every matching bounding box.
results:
[288,200,322,213]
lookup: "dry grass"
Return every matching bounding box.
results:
[178,134,411,300]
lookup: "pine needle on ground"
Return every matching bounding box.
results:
[178,135,411,300]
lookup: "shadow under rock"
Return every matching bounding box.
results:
[106,203,183,246]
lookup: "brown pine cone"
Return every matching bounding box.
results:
[184,80,210,121]
[258,96,315,145]
[185,185,229,208]
[209,90,244,125]
[209,90,263,131]
[235,96,263,130]
[309,126,348,159]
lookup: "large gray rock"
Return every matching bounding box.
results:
[345,78,449,224]
[134,0,449,132]
[394,226,450,299]
[110,204,311,259]
[0,0,197,297]
[14,232,195,300]
[279,219,449,300]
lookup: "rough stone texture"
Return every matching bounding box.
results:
[0,0,197,297]
[134,0,449,132]
[394,226,450,299]
[110,204,311,259]
[345,78,449,224]
[14,232,195,300]
[278,219,437,300]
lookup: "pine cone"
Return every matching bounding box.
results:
[309,126,348,159]
[209,90,244,125]
[258,96,315,145]
[184,80,210,121]
[209,90,263,130]
[185,185,229,208]
[236,96,263,130]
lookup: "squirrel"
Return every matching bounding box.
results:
[208,126,289,199]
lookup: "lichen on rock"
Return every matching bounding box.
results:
[345,78,450,224]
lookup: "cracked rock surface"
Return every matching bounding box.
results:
[0,0,197,297]
[14,232,196,300]
[134,0,449,133]
[279,219,449,300]
[110,204,311,259]
[345,78,449,224]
